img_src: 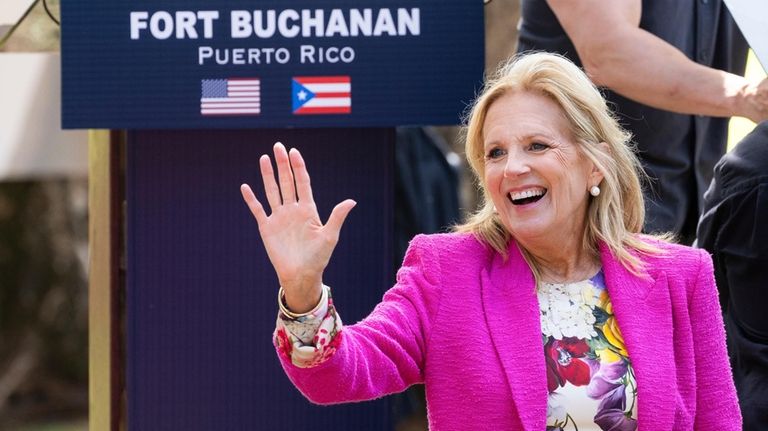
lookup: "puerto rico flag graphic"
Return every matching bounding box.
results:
[200,78,261,115]
[292,76,351,115]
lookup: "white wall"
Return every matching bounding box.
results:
[0,53,88,180]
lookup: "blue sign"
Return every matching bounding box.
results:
[61,1,484,129]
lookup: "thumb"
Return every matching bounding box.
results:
[325,199,357,235]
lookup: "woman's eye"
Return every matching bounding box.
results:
[529,142,549,152]
[486,148,505,160]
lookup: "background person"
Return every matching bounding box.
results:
[517,0,768,243]
[696,121,768,430]
[241,53,740,430]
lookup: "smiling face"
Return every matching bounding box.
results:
[482,90,603,247]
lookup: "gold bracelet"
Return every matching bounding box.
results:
[278,285,328,319]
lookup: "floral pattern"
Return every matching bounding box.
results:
[541,271,637,431]
[275,273,636,429]
[274,285,343,368]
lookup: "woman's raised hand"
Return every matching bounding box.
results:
[240,143,356,313]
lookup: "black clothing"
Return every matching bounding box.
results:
[697,122,768,430]
[394,127,461,267]
[518,0,748,242]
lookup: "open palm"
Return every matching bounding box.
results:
[240,143,355,313]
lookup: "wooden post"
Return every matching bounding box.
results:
[88,130,125,430]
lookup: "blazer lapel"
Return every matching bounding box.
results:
[481,241,547,431]
[599,242,676,429]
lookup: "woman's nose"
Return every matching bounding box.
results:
[503,155,531,177]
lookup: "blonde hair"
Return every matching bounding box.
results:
[455,52,666,279]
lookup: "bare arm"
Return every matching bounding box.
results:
[547,0,768,122]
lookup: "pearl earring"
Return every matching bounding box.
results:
[590,185,601,197]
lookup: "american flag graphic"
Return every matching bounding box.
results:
[292,76,351,115]
[200,78,261,115]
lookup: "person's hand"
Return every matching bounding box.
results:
[742,77,768,123]
[240,142,356,313]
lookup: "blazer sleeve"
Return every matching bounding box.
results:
[275,234,444,404]
[691,249,742,430]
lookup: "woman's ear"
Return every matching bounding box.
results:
[589,142,610,185]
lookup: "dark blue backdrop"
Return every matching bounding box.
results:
[62,1,484,129]
[127,129,395,430]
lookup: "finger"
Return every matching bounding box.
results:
[240,184,268,225]
[289,148,315,205]
[325,199,357,236]
[259,154,281,211]
[273,142,296,204]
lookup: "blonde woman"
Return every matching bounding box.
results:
[241,52,740,430]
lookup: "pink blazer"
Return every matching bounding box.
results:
[277,233,741,430]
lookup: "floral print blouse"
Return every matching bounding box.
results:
[275,285,343,368]
[540,271,637,431]
[275,271,637,431]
